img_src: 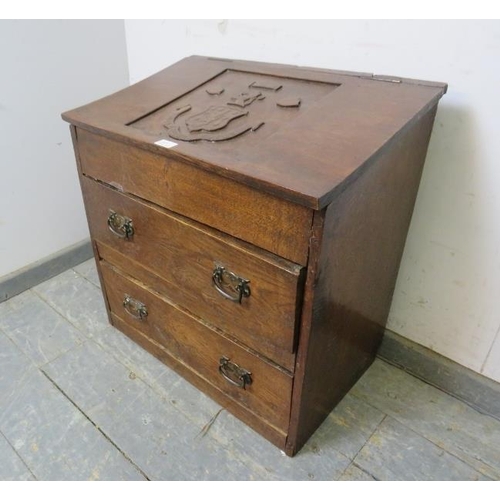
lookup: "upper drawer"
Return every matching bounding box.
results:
[76,129,312,266]
[83,177,302,371]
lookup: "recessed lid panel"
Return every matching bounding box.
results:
[129,70,338,146]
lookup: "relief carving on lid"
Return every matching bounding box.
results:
[163,80,301,143]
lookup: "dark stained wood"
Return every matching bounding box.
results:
[69,125,113,323]
[77,129,311,265]
[285,105,439,456]
[83,177,303,371]
[96,241,298,372]
[62,56,446,209]
[130,69,334,145]
[100,261,293,432]
[111,313,287,450]
[64,57,447,457]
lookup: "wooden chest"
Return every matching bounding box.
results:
[63,56,446,456]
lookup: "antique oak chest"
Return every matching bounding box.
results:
[62,56,446,456]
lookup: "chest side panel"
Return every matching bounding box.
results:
[286,105,439,455]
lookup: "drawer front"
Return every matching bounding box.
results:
[101,262,293,432]
[76,129,312,266]
[83,177,302,371]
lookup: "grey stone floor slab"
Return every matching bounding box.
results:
[0,330,37,404]
[92,325,170,389]
[354,417,489,481]
[338,464,375,481]
[42,339,257,480]
[33,270,108,336]
[73,259,100,288]
[306,393,385,460]
[43,341,134,411]
[0,432,35,480]
[151,369,222,428]
[43,335,199,421]
[87,374,262,480]
[0,334,145,480]
[91,325,221,427]
[352,359,500,479]
[205,410,350,480]
[0,290,84,366]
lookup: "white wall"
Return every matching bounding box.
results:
[0,20,129,278]
[124,20,500,382]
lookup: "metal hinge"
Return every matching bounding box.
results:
[369,75,402,83]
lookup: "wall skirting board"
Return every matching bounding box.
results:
[1,239,498,421]
[0,239,93,303]
[378,329,500,421]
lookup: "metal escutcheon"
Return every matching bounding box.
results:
[123,295,148,320]
[218,356,252,389]
[212,265,250,304]
[108,210,134,239]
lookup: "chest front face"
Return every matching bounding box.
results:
[63,56,446,456]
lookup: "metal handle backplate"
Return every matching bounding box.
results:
[218,356,252,389]
[123,295,148,320]
[212,265,250,304]
[108,210,134,239]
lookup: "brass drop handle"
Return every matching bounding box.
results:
[219,356,252,389]
[212,265,251,304]
[108,209,134,239]
[123,295,148,320]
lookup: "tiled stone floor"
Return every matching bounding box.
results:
[0,259,499,480]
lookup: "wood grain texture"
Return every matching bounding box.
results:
[100,262,293,432]
[83,177,303,370]
[70,125,113,324]
[63,56,446,209]
[96,242,297,371]
[285,106,439,456]
[77,129,312,265]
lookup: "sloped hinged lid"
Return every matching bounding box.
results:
[62,56,447,209]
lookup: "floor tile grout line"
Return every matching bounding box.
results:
[0,348,45,477]
[349,463,379,481]
[352,366,500,478]
[71,265,101,290]
[0,310,86,370]
[353,405,497,481]
[333,458,355,481]
[81,336,182,411]
[0,428,38,480]
[37,338,89,370]
[40,368,150,481]
[0,325,11,341]
[347,413,386,481]
[44,328,217,438]
[445,449,498,480]
[379,357,500,424]
[42,353,259,481]
[30,285,107,339]
[84,333,226,431]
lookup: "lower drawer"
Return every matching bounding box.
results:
[100,261,293,433]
